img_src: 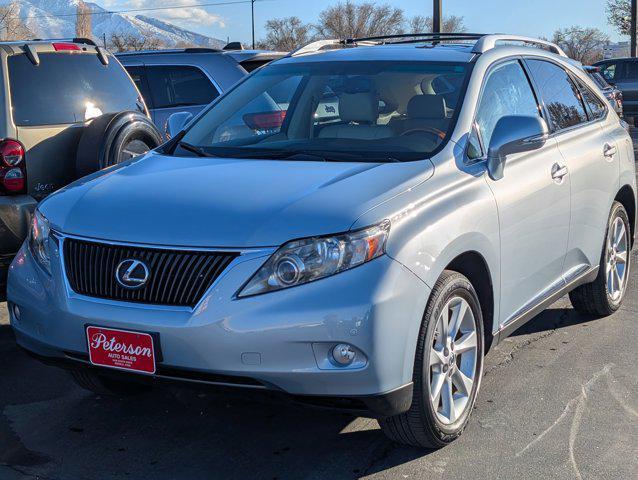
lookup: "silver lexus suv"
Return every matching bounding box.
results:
[7,33,636,449]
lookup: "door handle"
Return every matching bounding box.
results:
[604,143,617,158]
[551,163,569,182]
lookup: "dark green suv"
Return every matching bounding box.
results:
[0,38,161,293]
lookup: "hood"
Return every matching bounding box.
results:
[40,152,434,248]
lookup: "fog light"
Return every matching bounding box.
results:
[332,343,356,366]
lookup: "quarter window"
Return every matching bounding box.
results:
[474,60,540,152]
[466,123,484,160]
[575,78,607,120]
[526,59,588,131]
[145,65,220,109]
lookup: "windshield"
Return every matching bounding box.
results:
[178,60,470,162]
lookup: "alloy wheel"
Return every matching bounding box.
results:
[119,139,151,163]
[428,296,478,425]
[606,216,629,302]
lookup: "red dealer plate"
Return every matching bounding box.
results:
[86,326,156,374]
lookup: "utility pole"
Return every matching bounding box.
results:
[632,0,637,57]
[251,0,256,49]
[433,0,442,34]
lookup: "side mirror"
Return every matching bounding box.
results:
[486,115,548,181]
[165,112,193,140]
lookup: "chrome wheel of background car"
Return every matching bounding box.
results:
[606,216,629,301]
[429,296,478,425]
[119,139,151,162]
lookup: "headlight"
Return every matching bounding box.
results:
[29,210,51,274]
[238,221,390,297]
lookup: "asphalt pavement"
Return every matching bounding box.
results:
[1,143,637,479]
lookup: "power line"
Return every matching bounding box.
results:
[10,0,263,21]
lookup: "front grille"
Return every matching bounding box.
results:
[63,238,239,308]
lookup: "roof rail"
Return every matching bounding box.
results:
[115,48,222,56]
[290,33,568,58]
[472,35,567,57]
[31,37,97,46]
[289,33,481,56]
[347,32,486,44]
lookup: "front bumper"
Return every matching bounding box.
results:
[8,238,429,417]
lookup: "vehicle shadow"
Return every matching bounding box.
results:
[508,306,599,337]
[0,323,426,480]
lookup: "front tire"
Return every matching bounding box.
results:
[569,201,631,316]
[379,270,484,448]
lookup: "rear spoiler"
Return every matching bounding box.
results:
[22,39,108,66]
[31,37,97,46]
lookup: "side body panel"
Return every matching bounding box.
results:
[558,118,620,276]
[352,140,501,351]
[485,136,571,325]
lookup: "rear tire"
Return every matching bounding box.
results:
[569,201,631,316]
[76,111,161,177]
[69,369,150,396]
[379,270,484,448]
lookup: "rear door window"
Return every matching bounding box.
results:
[8,52,144,126]
[124,65,153,108]
[145,65,220,109]
[525,59,588,131]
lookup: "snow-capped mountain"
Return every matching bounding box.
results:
[1,0,225,48]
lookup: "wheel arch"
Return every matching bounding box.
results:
[615,184,636,247]
[445,251,495,352]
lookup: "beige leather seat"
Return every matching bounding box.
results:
[318,92,393,140]
[391,94,450,135]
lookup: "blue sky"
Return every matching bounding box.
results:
[103,0,625,44]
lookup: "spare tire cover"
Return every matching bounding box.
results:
[76,111,162,177]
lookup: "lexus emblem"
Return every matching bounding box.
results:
[115,259,150,289]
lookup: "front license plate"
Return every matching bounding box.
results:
[86,326,156,374]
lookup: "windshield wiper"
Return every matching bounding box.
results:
[177,142,217,158]
[263,151,402,163]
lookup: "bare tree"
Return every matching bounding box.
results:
[314,1,404,39]
[607,0,631,35]
[257,6,467,50]
[407,14,466,34]
[256,16,314,51]
[174,41,199,49]
[0,2,32,41]
[108,31,166,52]
[75,0,92,39]
[551,26,609,64]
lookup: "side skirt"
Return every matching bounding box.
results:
[494,266,599,344]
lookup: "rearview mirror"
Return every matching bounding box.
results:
[486,115,548,181]
[165,112,194,140]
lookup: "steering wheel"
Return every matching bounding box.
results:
[400,127,446,140]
